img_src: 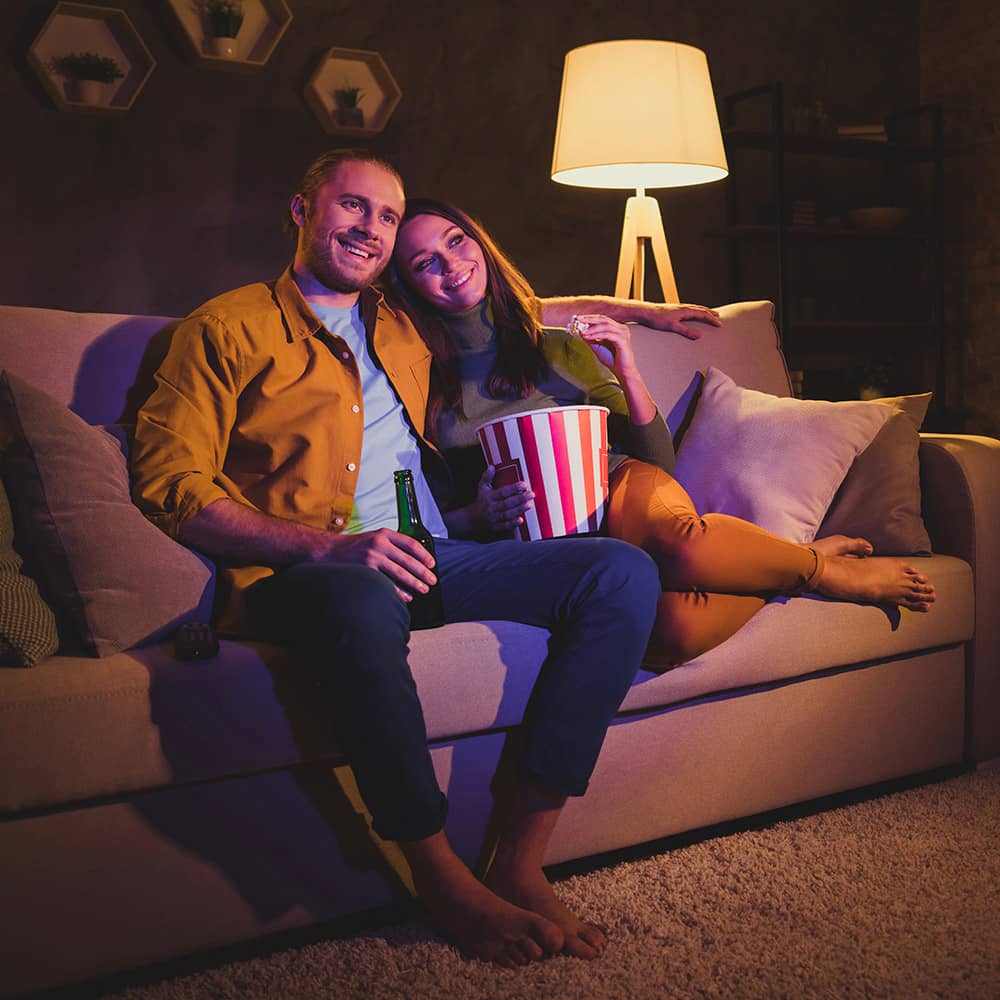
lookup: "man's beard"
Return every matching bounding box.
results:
[304,227,387,293]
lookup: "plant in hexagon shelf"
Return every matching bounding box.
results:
[49,51,124,105]
[199,0,245,59]
[334,83,365,128]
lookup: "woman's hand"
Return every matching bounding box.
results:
[469,464,534,536]
[568,314,659,425]
[567,314,639,379]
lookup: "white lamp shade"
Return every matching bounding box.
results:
[551,39,729,190]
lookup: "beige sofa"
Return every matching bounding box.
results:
[1,299,997,997]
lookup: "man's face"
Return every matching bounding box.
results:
[293,160,405,294]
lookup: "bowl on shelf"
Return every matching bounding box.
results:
[846,206,911,231]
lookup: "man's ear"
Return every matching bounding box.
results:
[289,193,308,228]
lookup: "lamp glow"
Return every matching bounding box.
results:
[551,40,728,301]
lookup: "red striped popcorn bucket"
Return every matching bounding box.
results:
[476,405,610,541]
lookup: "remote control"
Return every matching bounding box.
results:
[174,622,220,660]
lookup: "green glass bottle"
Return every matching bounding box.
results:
[393,469,445,630]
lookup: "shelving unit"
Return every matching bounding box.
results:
[165,0,292,69]
[304,47,402,137]
[719,82,944,407]
[27,2,156,112]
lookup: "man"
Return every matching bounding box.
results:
[132,149,678,967]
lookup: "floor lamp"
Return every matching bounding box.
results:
[551,40,729,302]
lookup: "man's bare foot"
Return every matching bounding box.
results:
[813,533,874,558]
[486,863,606,960]
[814,554,936,611]
[406,837,563,968]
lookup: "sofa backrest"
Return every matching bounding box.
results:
[0,300,791,429]
[628,300,792,436]
[0,306,179,426]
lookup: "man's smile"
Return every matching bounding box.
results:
[337,235,378,261]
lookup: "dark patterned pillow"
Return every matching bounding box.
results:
[0,478,58,666]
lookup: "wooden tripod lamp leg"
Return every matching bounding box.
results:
[613,193,679,302]
[614,199,640,298]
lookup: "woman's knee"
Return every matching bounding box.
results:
[607,462,705,555]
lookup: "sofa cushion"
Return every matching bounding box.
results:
[0,556,972,815]
[0,478,59,667]
[0,371,215,657]
[820,393,933,554]
[629,300,793,440]
[674,367,892,543]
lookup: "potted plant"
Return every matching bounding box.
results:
[49,51,124,105]
[333,84,365,128]
[200,0,244,59]
[854,361,891,400]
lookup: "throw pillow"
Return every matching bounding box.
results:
[819,393,933,554]
[674,367,892,543]
[0,477,59,666]
[0,370,215,657]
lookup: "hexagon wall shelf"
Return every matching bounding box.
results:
[165,0,292,69]
[28,2,156,113]
[305,48,402,137]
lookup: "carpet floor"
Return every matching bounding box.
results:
[106,766,1000,1000]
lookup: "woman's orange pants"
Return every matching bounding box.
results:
[606,460,823,669]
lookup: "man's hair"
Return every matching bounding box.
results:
[283,148,404,242]
[382,196,547,430]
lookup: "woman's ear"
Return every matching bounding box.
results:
[289,193,308,228]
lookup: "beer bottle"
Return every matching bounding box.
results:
[393,469,445,630]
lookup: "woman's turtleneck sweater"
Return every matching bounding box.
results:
[429,300,675,512]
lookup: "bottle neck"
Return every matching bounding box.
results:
[394,470,423,534]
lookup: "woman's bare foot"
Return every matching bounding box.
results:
[486,863,606,960]
[813,533,874,558]
[404,833,563,968]
[814,554,936,611]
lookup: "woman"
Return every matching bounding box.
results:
[385,198,935,667]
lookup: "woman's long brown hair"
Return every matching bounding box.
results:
[383,198,548,433]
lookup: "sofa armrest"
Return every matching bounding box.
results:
[919,433,1000,762]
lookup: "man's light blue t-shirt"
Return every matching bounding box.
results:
[311,302,448,538]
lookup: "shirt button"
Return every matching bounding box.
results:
[351,404,360,413]
[347,462,357,472]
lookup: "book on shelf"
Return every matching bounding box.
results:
[836,123,888,141]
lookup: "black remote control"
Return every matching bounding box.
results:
[174,622,220,660]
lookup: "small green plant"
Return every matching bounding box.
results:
[854,361,891,389]
[49,51,124,83]
[334,84,364,109]
[200,0,244,38]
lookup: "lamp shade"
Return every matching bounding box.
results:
[551,39,729,190]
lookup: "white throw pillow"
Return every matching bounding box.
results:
[674,367,893,543]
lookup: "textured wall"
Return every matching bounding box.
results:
[2,0,921,319]
[920,0,1000,436]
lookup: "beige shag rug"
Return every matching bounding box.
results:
[110,767,1000,1000]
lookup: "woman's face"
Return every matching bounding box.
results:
[394,213,489,314]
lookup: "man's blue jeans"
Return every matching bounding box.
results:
[246,536,659,842]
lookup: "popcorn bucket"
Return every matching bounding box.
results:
[476,405,610,541]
